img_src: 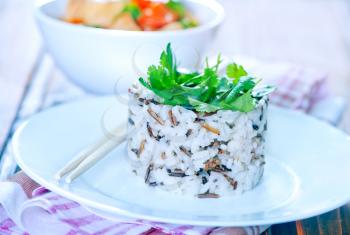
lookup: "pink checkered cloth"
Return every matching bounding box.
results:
[1,172,266,235]
[269,67,327,112]
[0,62,344,235]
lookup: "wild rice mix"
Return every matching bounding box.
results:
[127,85,268,197]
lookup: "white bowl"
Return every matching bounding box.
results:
[35,0,225,94]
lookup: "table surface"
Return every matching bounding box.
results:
[1,0,350,234]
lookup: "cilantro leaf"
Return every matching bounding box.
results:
[222,90,255,113]
[147,65,169,89]
[176,72,200,85]
[138,43,275,113]
[139,77,151,89]
[224,77,255,103]
[188,97,219,113]
[160,44,177,82]
[226,63,248,84]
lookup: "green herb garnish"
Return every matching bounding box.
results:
[121,3,141,20]
[166,0,186,18]
[166,0,198,29]
[139,44,275,113]
[179,18,198,29]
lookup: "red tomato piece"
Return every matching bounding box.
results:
[137,3,179,30]
[132,0,152,9]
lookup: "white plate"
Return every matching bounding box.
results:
[12,97,350,227]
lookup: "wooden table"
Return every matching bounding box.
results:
[1,0,350,234]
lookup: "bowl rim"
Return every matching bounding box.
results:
[35,0,225,36]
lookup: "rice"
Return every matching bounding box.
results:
[127,84,268,197]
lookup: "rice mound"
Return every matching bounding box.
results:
[127,85,268,197]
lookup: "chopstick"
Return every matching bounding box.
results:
[65,131,126,183]
[55,124,127,183]
[54,135,114,180]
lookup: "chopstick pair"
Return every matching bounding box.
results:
[55,124,127,183]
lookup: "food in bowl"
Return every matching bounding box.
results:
[127,44,275,197]
[35,0,224,94]
[64,0,198,31]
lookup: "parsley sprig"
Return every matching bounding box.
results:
[139,44,275,113]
